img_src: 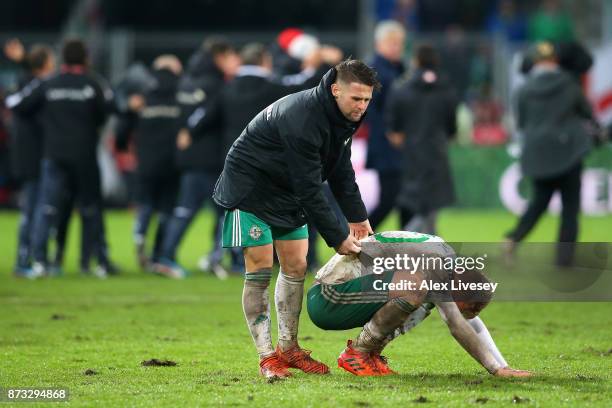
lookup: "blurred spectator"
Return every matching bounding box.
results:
[3,39,56,277]
[114,55,182,270]
[505,42,596,266]
[364,20,406,230]
[151,38,240,279]
[486,0,528,44]
[6,38,115,277]
[528,0,574,42]
[386,44,458,234]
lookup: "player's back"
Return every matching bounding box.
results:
[315,231,452,285]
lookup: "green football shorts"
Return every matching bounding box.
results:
[222,209,308,248]
[307,271,419,331]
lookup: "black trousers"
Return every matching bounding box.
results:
[134,169,179,262]
[368,170,402,230]
[507,162,582,244]
[32,159,105,267]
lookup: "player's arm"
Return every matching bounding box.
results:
[280,118,353,251]
[5,78,45,114]
[436,302,531,377]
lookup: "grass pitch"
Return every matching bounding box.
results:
[0,209,611,407]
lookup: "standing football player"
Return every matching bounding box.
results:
[213,59,378,379]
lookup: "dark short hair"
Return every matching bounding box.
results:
[28,44,54,71]
[415,43,439,70]
[335,59,381,91]
[202,37,235,57]
[62,38,87,65]
[240,43,268,66]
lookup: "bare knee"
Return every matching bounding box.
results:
[244,245,273,272]
[280,257,307,277]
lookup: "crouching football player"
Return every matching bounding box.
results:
[307,231,532,377]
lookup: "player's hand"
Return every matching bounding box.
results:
[319,45,343,65]
[494,367,533,378]
[177,128,192,150]
[349,220,373,240]
[4,38,25,62]
[335,235,362,255]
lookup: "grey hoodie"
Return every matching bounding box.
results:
[516,67,594,178]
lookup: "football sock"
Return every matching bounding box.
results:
[354,298,415,354]
[379,302,435,352]
[468,316,508,367]
[243,268,274,358]
[275,270,305,351]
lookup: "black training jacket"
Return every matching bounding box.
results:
[6,67,112,164]
[115,68,181,176]
[6,68,44,181]
[213,68,368,248]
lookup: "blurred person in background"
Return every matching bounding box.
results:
[3,39,56,278]
[486,0,528,45]
[365,20,406,230]
[151,38,240,279]
[6,38,115,278]
[505,42,597,266]
[386,44,458,234]
[528,0,574,42]
[114,55,182,271]
[182,41,342,273]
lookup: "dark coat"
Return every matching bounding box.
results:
[213,68,368,248]
[365,54,405,173]
[115,68,181,176]
[7,69,43,181]
[6,68,111,164]
[189,65,326,158]
[516,67,594,179]
[175,49,226,172]
[386,69,458,213]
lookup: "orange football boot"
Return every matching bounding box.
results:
[276,344,330,374]
[259,354,291,380]
[337,340,380,376]
[371,352,396,375]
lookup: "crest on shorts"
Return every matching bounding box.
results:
[249,225,263,240]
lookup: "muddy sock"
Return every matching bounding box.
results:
[275,270,305,351]
[353,298,416,354]
[243,268,274,358]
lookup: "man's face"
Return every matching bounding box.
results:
[331,81,373,122]
[376,31,405,63]
[215,51,241,79]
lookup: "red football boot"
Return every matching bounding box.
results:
[337,340,380,376]
[259,354,291,380]
[371,352,397,375]
[276,344,330,374]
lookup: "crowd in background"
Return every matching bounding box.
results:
[0,0,608,278]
